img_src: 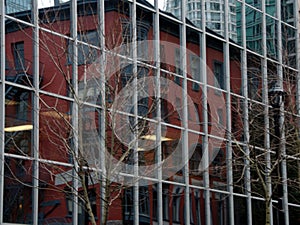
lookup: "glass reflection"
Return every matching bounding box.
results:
[245,0,261,10]
[252,199,265,225]
[234,196,247,225]
[3,157,33,223]
[236,1,243,46]
[39,162,97,225]
[5,0,31,14]
[247,54,262,101]
[39,95,72,162]
[165,0,182,20]
[210,191,228,225]
[187,1,202,29]
[282,24,296,68]
[281,0,296,24]
[145,0,165,10]
[266,0,276,16]
[266,16,278,59]
[245,6,262,54]
[5,85,32,156]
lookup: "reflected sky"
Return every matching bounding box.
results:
[146,0,165,9]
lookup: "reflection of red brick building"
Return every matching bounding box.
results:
[4,1,241,224]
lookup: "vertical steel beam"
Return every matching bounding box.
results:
[261,0,275,224]
[295,2,300,215]
[32,0,40,224]
[0,0,5,223]
[131,1,139,224]
[276,0,289,224]
[180,0,190,224]
[296,0,300,140]
[200,1,211,225]
[153,0,163,224]
[70,1,79,224]
[97,1,106,224]
[223,0,235,225]
[240,1,253,225]
[296,0,300,123]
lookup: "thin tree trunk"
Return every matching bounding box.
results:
[80,172,97,225]
[265,197,271,225]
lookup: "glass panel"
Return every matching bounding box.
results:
[189,141,204,182]
[79,102,102,166]
[234,196,248,225]
[245,0,262,10]
[245,6,262,55]
[161,182,171,221]
[266,16,278,59]
[283,68,297,92]
[123,185,151,223]
[165,0,182,20]
[282,24,296,68]
[39,6,70,95]
[286,159,300,205]
[281,0,296,24]
[161,126,184,182]
[267,60,278,91]
[39,0,56,8]
[252,199,265,225]
[209,138,227,187]
[137,120,165,179]
[5,0,31,14]
[158,75,184,127]
[247,54,262,102]
[236,1,242,46]
[40,95,72,162]
[206,42,225,93]
[205,1,237,42]
[3,156,33,223]
[266,0,276,16]
[206,1,224,37]
[186,79,202,133]
[40,161,100,225]
[211,191,229,225]
[289,206,300,225]
[189,188,202,225]
[139,185,151,219]
[250,145,268,197]
[232,145,246,194]
[170,184,185,223]
[229,1,237,42]
[151,184,158,221]
[206,85,226,131]
[5,23,42,89]
[231,95,243,141]
[186,0,202,29]
[230,44,242,94]
[145,0,165,10]
[5,86,33,156]
[248,101,264,149]
[39,162,73,224]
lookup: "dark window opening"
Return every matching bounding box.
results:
[12,42,25,71]
[190,145,202,174]
[214,61,224,91]
[174,48,182,85]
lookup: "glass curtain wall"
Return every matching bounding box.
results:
[0,0,300,225]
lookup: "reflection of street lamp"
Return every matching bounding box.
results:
[269,83,285,225]
[269,84,285,109]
